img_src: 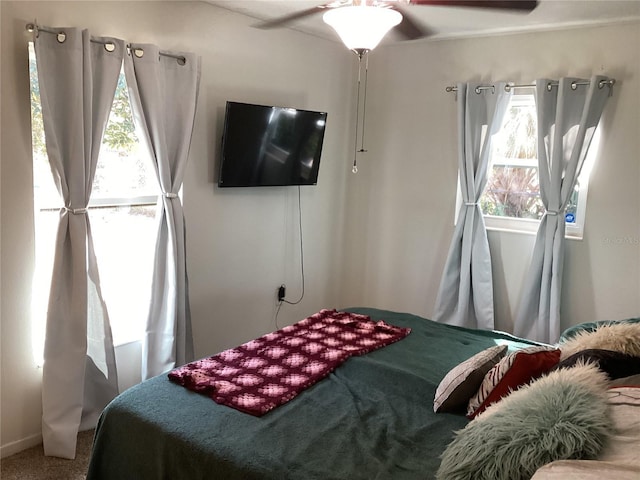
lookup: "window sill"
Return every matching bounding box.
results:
[114,337,143,348]
[484,215,584,241]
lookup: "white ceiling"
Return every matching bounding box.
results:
[205,0,640,44]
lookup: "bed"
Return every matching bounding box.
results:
[85,307,640,480]
[531,382,640,480]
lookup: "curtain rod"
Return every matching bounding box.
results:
[25,23,187,63]
[445,79,616,95]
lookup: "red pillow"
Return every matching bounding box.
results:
[466,346,561,418]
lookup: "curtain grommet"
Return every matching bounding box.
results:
[104,42,116,53]
[598,79,614,89]
[56,32,66,43]
[26,23,39,37]
[133,48,144,58]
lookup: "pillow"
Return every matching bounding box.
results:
[551,349,640,380]
[433,345,508,413]
[560,323,640,361]
[437,362,612,480]
[466,345,560,418]
[560,317,640,343]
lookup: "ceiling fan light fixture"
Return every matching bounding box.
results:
[323,6,402,52]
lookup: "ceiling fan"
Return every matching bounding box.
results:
[256,0,539,52]
[256,1,538,174]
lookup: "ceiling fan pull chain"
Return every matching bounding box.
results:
[359,51,369,154]
[352,52,364,173]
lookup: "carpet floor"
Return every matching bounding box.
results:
[0,430,93,480]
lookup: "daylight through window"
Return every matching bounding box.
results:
[30,43,158,362]
[478,90,594,238]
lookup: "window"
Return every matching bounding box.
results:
[477,90,595,239]
[30,43,158,362]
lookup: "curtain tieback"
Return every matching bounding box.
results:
[63,206,87,215]
[162,192,178,199]
[546,210,561,216]
[464,202,479,207]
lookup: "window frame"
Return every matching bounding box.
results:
[454,91,595,240]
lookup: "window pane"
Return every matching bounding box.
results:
[492,94,537,164]
[90,205,157,345]
[482,165,544,220]
[481,93,543,220]
[565,181,580,224]
[93,71,157,200]
[31,209,58,365]
[30,43,61,209]
[478,90,593,238]
[33,206,157,348]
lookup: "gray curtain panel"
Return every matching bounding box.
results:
[124,45,200,379]
[36,28,123,459]
[434,82,511,330]
[514,76,612,343]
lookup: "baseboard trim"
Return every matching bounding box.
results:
[1,433,43,458]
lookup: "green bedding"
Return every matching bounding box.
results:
[86,308,540,480]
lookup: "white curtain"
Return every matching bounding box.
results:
[514,76,612,343]
[124,45,200,379]
[36,28,123,459]
[434,82,511,330]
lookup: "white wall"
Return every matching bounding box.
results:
[0,0,354,456]
[342,21,640,334]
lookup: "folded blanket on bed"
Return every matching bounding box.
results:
[168,309,411,415]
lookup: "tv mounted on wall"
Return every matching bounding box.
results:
[218,101,328,187]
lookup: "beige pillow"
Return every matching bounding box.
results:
[560,323,640,361]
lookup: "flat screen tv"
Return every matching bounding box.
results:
[218,101,328,187]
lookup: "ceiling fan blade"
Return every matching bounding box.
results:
[392,5,434,40]
[254,5,329,29]
[409,0,538,12]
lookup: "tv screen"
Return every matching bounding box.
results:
[218,102,327,187]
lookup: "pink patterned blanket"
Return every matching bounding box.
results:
[168,309,411,416]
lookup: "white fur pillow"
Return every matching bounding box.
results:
[560,323,640,361]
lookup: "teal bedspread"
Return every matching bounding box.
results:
[86,308,539,480]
